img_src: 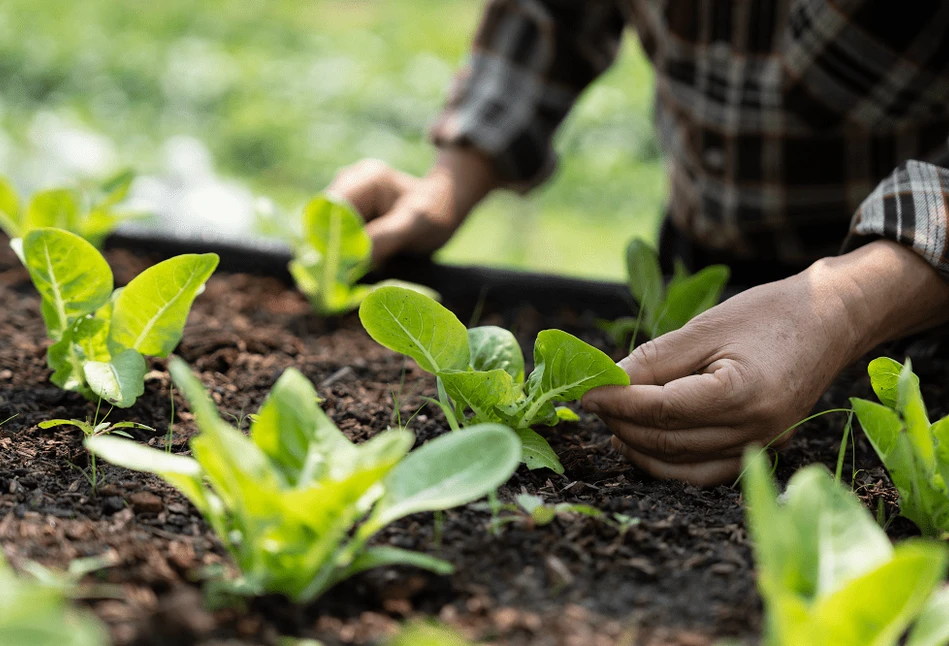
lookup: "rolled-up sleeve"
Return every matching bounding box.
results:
[845,159,949,279]
[430,0,626,192]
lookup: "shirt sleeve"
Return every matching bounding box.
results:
[430,0,627,192]
[844,158,949,279]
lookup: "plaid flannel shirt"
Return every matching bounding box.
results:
[431,0,949,276]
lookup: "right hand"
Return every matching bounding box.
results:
[327,149,497,265]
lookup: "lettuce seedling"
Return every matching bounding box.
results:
[359,285,630,474]
[742,450,949,646]
[21,227,218,408]
[850,357,949,537]
[1,170,139,249]
[289,193,436,315]
[87,356,521,602]
[0,554,109,646]
[602,238,729,345]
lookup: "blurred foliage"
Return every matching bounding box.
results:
[0,0,663,279]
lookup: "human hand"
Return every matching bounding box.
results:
[581,240,949,486]
[327,149,497,265]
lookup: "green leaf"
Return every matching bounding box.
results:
[467,326,525,383]
[38,419,95,436]
[292,194,372,315]
[896,359,934,470]
[868,356,904,409]
[653,264,728,337]
[24,189,79,232]
[95,169,135,209]
[521,330,629,426]
[626,238,664,317]
[811,541,947,646]
[85,435,213,515]
[438,369,520,423]
[364,424,521,534]
[334,546,453,584]
[250,367,352,484]
[82,349,147,408]
[109,253,219,357]
[555,406,581,422]
[514,427,564,474]
[47,325,89,394]
[359,285,470,374]
[22,228,113,339]
[0,176,20,238]
[907,586,949,646]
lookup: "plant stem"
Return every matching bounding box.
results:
[834,409,854,485]
[436,377,460,431]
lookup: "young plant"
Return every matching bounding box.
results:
[21,227,218,408]
[850,357,949,537]
[40,412,153,493]
[1,170,139,249]
[742,450,949,646]
[359,285,630,474]
[289,193,435,316]
[602,238,729,345]
[0,554,109,646]
[87,356,521,602]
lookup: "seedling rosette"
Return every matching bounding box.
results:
[289,193,436,315]
[851,357,949,537]
[359,285,630,474]
[20,227,218,408]
[742,450,949,646]
[87,357,521,602]
[1,170,140,249]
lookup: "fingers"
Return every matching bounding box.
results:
[327,159,414,222]
[610,436,742,486]
[583,365,743,430]
[604,420,746,463]
[618,323,719,386]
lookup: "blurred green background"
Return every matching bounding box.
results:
[0,0,664,280]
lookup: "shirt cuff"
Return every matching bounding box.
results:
[844,160,949,280]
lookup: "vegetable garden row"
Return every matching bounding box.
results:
[1,176,949,645]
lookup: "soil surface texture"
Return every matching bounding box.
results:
[0,238,942,646]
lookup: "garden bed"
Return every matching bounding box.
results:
[0,235,939,645]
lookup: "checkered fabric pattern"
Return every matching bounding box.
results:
[430,0,949,275]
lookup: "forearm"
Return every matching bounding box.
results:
[428,147,499,224]
[808,240,949,364]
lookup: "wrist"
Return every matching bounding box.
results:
[804,240,949,360]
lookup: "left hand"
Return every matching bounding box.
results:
[581,240,949,486]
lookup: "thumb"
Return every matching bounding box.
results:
[620,326,716,385]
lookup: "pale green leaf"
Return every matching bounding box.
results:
[555,406,581,422]
[109,253,218,357]
[83,349,147,408]
[0,176,20,238]
[22,228,113,339]
[626,238,664,317]
[438,369,520,423]
[868,356,905,409]
[514,427,564,474]
[24,189,79,232]
[364,424,521,534]
[468,326,525,382]
[906,586,949,646]
[359,285,469,373]
[522,330,629,426]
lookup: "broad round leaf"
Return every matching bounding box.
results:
[83,349,147,408]
[525,329,630,407]
[359,285,469,373]
[22,228,113,338]
[367,423,521,530]
[468,326,525,382]
[109,253,219,357]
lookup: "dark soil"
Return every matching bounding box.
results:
[0,237,942,646]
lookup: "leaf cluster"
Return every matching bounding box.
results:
[359,286,630,474]
[0,554,108,646]
[21,227,218,408]
[604,238,729,344]
[743,450,949,646]
[1,170,140,248]
[87,357,521,602]
[289,193,436,316]
[851,357,949,537]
